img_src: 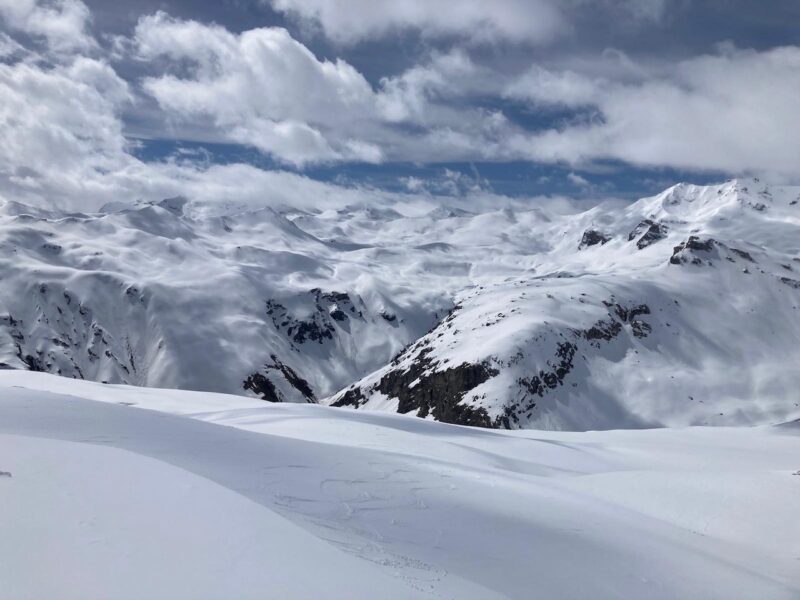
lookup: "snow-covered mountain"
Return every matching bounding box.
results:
[1,179,799,429]
[332,180,800,429]
[0,195,450,402]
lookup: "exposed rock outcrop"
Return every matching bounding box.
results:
[669,236,717,265]
[629,219,668,249]
[334,346,498,428]
[579,229,611,250]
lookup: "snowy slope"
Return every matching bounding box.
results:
[1,436,415,600]
[330,180,800,429]
[0,196,451,401]
[1,179,799,429]
[1,372,799,599]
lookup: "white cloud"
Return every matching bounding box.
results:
[505,65,601,107]
[0,37,361,211]
[567,172,591,188]
[132,16,516,166]
[0,52,392,212]
[507,46,800,176]
[377,49,484,122]
[135,12,382,166]
[0,0,95,52]
[0,8,514,209]
[127,15,800,179]
[2,1,798,216]
[0,55,131,207]
[268,0,673,46]
[400,167,489,196]
[269,0,565,45]
[0,28,496,213]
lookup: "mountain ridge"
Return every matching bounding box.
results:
[1,178,798,429]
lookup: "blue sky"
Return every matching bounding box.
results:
[131,137,729,199]
[1,1,799,209]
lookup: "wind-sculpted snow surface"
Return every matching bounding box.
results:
[1,372,799,599]
[1,179,799,429]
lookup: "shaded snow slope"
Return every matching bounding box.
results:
[0,435,414,600]
[1,179,799,429]
[1,372,798,599]
[0,196,453,400]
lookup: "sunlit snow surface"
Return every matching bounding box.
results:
[1,372,798,599]
[1,178,799,429]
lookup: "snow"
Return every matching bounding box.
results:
[1,178,798,429]
[0,436,410,600]
[333,179,800,429]
[1,372,798,598]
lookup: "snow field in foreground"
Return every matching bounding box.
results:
[1,372,798,599]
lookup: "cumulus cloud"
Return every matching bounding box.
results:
[0,37,370,211]
[133,16,514,166]
[0,0,95,52]
[0,7,512,210]
[0,19,499,213]
[507,46,800,175]
[0,55,132,206]
[377,49,486,122]
[506,65,601,108]
[269,0,565,45]
[268,0,672,45]
[1,0,798,215]
[135,12,383,166]
[0,49,428,213]
[400,167,490,197]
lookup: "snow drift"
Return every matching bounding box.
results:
[1,372,798,599]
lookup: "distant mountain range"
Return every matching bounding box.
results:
[2,179,799,429]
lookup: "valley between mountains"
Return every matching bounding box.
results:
[1,178,799,430]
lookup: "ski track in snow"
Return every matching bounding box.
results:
[1,373,799,599]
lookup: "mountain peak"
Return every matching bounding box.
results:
[1,180,798,430]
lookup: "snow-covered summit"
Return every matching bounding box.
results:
[329,179,800,429]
